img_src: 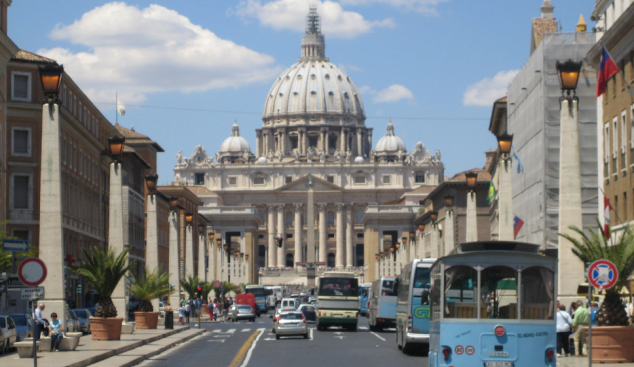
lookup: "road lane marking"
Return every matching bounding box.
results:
[207,339,225,343]
[242,328,251,332]
[309,328,314,341]
[370,332,386,341]
[228,328,264,367]
[227,329,236,334]
[359,327,368,330]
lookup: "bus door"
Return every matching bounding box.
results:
[411,265,432,335]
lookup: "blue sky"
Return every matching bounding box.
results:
[9,0,595,184]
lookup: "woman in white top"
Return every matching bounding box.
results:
[556,304,573,357]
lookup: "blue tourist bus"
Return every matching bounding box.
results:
[395,259,435,353]
[428,241,557,367]
[245,285,269,314]
[359,283,371,316]
[369,276,397,331]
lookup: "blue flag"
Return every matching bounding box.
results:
[512,146,524,173]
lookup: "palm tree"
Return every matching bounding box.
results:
[200,282,214,303]
[129,267,171,312]
[212,281,236,300]
[180,275,201,300]
[70,248,134,318]
[559,223,634,326]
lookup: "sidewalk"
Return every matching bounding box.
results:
[558,356,634,367]
[0,325,205,367]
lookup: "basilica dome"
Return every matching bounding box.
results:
[375,122,406,152]
[220,122,251,153]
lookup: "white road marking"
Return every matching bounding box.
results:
[207,339,225,343]
[213,335,227,338]
[309,328,314,341]
[264,338,275,341]
[239,328,265,367]
[359,327,368,330]
[370,332,386,341]
[335,336,345,339]
[226,329,236,334]
[334,332,343,335]
[242,328,251,332]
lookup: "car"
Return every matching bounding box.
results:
[296,304,316,322]
[228,305,256,322]
[87,308,96,317]
[271,308,296,333]
[279,298,298,310]
[66,310,80,333]
[9,313,33,341]
[0,315,17,350]
[0,327,7,355]
[69,309,91,334]
[275,312,308,339]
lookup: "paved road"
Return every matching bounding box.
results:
[139,314,428,367]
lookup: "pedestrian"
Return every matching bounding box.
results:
[572,300,590,357]
[48,312,64,352]
[34,303,46,341]
[569,302,577,318]
[184,301,191,323]
[590,303,599,326]
[181,296,187,307]
[188,299,196,319]
[213,300,219,322]
[208,301,214,321]
[556,304,572,357]
[178,305,185,325]
[223,298,229,322]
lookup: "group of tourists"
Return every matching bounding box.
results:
[176,296,234,324]
[555,300,599,357]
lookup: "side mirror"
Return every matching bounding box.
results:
[421,290,430,305]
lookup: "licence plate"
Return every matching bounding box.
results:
[333,314,343,317]
[486,362,513,367]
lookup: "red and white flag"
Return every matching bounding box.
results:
[604,197,612,238]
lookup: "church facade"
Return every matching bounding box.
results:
[173,9,443,284]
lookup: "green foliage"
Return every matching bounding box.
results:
[0,248,11,274]
[129,267,171,312]
[0,225,40,273]
[70,247,134,318]
[179,275,201,300]
[200,282,214,302]
[212,281,237,300]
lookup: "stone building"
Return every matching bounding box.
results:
[174,9,444,284]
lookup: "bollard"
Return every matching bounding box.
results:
[198,312,201,329]
[164,310,174,330]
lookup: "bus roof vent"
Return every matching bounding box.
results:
[457,241,541,254]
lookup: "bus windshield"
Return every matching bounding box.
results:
[359,287,369,297]
[246,288,266,297]
[382,279,397,296]
[413,267,431,289]
[319,278,358,296]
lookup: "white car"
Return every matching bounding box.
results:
[0,315,17,350]
[271,308,296,333]
[275,312,308,339]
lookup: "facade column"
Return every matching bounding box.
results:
[109,161,127,320]
[356,130,363,157]
[267,206,276,267]
[321,129,327,152]
[318,204,327,263]
[335,204,344,268]
[294,204,302,265]
[198,232,206,281]
[466,191,478,242]
[207,237,215,283]
[345,205,353,267]
[279,130,285,156]
[430,225,439,258]
[146,194,159,311]
[498,157,514,241]
[256,131,262,158]
[38,101,67,326]
[169,212,180,309]
[340,127,346,153]
[277,205,285,267]
[444,211,455,256]
[186,225,194,277]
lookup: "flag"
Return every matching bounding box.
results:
[117,100,126,116]
[487,181,497,205]
[513,215,524,239]
[604,196,612,238]
[512,146,524,174]
[597,46,620,97]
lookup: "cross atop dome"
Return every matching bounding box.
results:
[300,7,328,62]
[306,6,320,34]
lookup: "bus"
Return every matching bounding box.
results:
[395,259,435,353]
[264,287,276,309]
[267,286,282,307]
[316,271,359,331]
[245,285,268,314]
[359,283,371,316]
[368,277,397,331]
[428,241,557,367]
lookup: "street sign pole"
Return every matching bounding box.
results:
[32,298,38,367]
[587,286,592,366]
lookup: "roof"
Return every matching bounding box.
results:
[115,124,164,152]
[185,186,217,196]
[448,168,491,182]
[495,96,507,103]
[122,144,151,168]
[12,50,57,64]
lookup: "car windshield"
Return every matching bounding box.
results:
[73,310,88,318]
[238,306,252,311]
[319,277,358,297]
[10,315,27,326]
[281,314,302,320]
[0,318,5,328]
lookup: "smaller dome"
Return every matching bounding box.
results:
[354,156,364,163]
[256,156,268,164]
[375,122,406,152]
[220,122,251,153]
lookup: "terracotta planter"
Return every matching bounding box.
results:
[135,312,159,329]
[90,317,123,340]
[584,326,634,363]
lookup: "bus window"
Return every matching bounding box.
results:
[521,266,555,320]
[413,267,431,289]
[319,278,358,296]
[480,266,518,319]
[359,288,369,297]
[444,266,478,318]
[382,279,397,296]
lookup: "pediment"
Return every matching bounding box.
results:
[277,175,342,192]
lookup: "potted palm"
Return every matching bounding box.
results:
[180,275,201,300]
[70,248,134,340]
[560,224,634,362]
[129,267,171,329]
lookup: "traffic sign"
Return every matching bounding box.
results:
[466,346,475,355]
[21,287,45,300]
[17,258,47,287]
[235,286,241,292]
[588,259,618,290]
[213,280,221,288]
[3,239,28,252]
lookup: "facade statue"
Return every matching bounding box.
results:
[277,150,283,162]
[397,149,406,162]
[267,150,274,160]
[404,155,412,165]
[436,149,442,161]
[345,149,352,162]
[293,149,301,162]
[319,149,326,163]
[369,150,375,161]
[334,150,341,162]
[216,152,221,163]
[177,151,183,164]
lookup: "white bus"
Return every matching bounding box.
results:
[368,276,397,331]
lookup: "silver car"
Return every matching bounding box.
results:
[275,311,308,339]
[69,309,91,334]
[228,305,256,322]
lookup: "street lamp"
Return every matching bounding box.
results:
[444,195,454,210]
[375,253,379,259]
[401,237,407,248]
[466,171,478,191]
[107,137,125,163]
[497,133,514,156]
[168,196,179,213]
[208,232,215,241]
[556,59,582,99]
[418,224,425,232]
[430,211,438,223]
[197,223,206,235]
[223,244,229,251]
[395,243,401,250]
[145,174,158,196]
[216,238,222,247]
[245,254,249,260]
[38,64,64,103]
[185,212,193,226]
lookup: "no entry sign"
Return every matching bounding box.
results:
[17,258,47,286]
[588,259,618,290]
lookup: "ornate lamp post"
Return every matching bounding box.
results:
[496,133,515,241]
[197,222,207,281]
[168,196,180,309]
[465,171,478,242]
[145,174,160,311]
[443,195,455,255]
[184,213,194,277]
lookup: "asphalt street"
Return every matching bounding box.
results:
[139,313,428,367]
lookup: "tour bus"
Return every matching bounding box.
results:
[245,285,268,314]
[316,271,359,331]
[428,241,557,367]
[264,287,276,309]
[359,283,371,316]
[268,286,283,307]
[368,277,397,331]
[394,259,435,353]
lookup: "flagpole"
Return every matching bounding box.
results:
[116,92,118,125]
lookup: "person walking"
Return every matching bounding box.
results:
[34,303,47,341]
[48,312,64,352]
[572,301,590,357]
[178,305,185,325]
[223,298,229,322]
[208,300,214,321]
[213,300,219,322]
[556,304,572,357]
[184,302,191,323]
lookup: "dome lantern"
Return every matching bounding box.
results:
[375,121,406,152]
[219,121,251,154]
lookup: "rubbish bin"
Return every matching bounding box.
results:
[165,310,174,329]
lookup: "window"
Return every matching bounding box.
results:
[285,176,293,184]
[613,117,619,174]
[480,266,518,319]
[12,128,30,156]
[286,233,292,239]
[605,122,610,178]
[253,177,264,185]
[327,175,334,183]
[444,266,477,319]
[328,233,334,239]
[11,72,31,101]
[327,211,335,226]
[521,267,554,320]
[228,177,237,186]
[286,212,293,227]
[622,110,628,171]
[13,175,30,209]
[415,172,425,183]
[354,176,366,184]
[12,230,29,241]
[195,173,205,185]
[356,209,364,224]
[357,233,364,238]
[382,175,391,184]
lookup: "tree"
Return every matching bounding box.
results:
[129,267,171,312]
[212,281,236,300]
[70,248,134,318]
[179,275,201,300]
[559,223,634,326]
[200,282,214,302]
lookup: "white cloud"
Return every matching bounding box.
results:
[38,2,281,104]
[235,0,394,39]
[463,70,519,107]
[373,84,414,103]
[338,0,447,15]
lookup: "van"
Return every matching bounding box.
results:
[236,293,260,317]
[280,298,297,310]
